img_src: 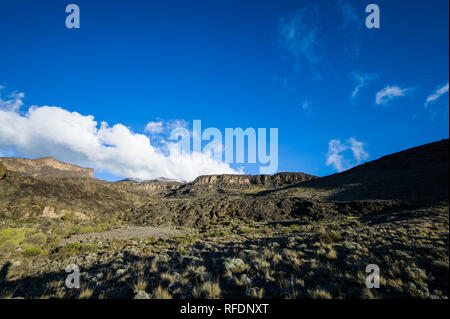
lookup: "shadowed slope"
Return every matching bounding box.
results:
[291,139,449,204]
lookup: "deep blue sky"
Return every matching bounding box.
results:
[0,0,448,180]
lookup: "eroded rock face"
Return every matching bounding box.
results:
[192,172,316,187]
[113,181,183,193]
[42,206,90,220]
[0,157,93,178]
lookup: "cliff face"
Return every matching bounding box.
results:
[113,180,183,193]
[0,157,94,179]
[192,172,316,187]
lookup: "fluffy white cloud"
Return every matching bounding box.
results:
[0,89,238,182]
[326,137,369,172]
[425,82,449,106]
[375,85,411,105]
[326,139,348,172]
[348,137,369,163]
[144,121,163,134]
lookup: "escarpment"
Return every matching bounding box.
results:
[0,157,93,179]
[192,172,316,187]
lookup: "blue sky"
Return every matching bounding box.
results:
[0,0,448,181]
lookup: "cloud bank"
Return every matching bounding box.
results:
[326,137,369,172]
[0,88,238,182]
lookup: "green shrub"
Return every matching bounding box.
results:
[57,242,95,256]
[24,232,47,247]
[0,227,37,254]
[239,227,252,234]
[22,247,45,257]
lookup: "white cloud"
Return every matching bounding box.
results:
[326,137,369,172]
[425,82,449,106]
[326,139,348,172]
[375,85,412,105]
[348,137,369,163]
[351,72,377,100]
[0,90,25,111]
[277,7,323,69]
[0,88,238,182]
[144,121,163,134]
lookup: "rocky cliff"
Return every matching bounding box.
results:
[0,157,94,179]
[192,172,316,187]
[113,180,183,193]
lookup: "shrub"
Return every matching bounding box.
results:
[22,247,45,257]
[0,227,37,254]
[57,242,95,256]
[24,232,47,247]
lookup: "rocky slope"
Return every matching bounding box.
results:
[297,139,449,204]
[0,157,93,179]
[129,139,449,227]
[192,172,315,186]
[0,139,448,300]
[0,140,447,227]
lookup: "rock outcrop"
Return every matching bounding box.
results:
[192,172,316,187]
[0,157,93,179]
[114,180,183,193]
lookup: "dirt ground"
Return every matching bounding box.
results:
[60,226,187,245]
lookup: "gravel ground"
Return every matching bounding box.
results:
[60,226,187,245]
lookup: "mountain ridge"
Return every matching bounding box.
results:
[0,156,93,179]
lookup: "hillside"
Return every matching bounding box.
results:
[295,139,449,204]
[0,140,448,300]
[0,157,93,179]
[0,140,448,226]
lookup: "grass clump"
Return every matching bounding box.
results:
[243,186,267,195]
[314,230,342,244]
[152,285,172,299]
[192,281,222,299]
[57,242,95,256]
[308,288,332,299]
[22,247,45,257]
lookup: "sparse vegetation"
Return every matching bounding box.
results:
[0,140,448,299]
